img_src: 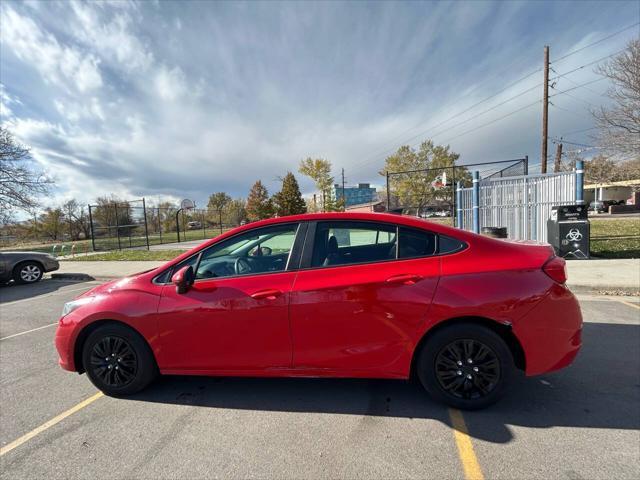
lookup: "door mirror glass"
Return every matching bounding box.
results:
[171,265,194,294]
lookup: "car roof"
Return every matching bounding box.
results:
[194,212,477,254]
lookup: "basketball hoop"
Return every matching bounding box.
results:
[180,199,195,210]
[431,172,447,189]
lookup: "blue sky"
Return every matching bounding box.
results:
[1,0,638,208]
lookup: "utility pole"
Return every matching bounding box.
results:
[341,168,346,211]
[541,45,550,174]
[553,141,563,173]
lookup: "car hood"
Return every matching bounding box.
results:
[77,269,156,298]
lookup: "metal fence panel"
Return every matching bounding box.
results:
[459,171,576,241]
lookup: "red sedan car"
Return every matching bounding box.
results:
[55,212,582,409]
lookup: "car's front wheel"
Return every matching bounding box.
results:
[417,323,514,410]
[82,324,158,396]
[13,261,43,284]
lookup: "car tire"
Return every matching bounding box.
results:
[13,261,43,284]
[416,323,514,410]
[82,324,158,396]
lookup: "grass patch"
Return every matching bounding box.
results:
[65,250,186,261]
[589,218,640,259]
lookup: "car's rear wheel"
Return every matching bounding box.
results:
[417,323,514,410]
[13,261,43,284]
[82,324,158,396]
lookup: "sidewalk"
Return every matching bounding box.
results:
[51,258,640,292]
[565,258,639,293]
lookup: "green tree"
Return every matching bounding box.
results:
[219,198,246,226]
[379,140,465,213]
[272,172,307,216]
[207,192,232,226]
[38,207,64,240]
[246,180,273,221]
[299,157,338,211]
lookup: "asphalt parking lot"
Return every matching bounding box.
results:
[1,279,639,479]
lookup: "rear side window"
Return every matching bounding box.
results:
[311,221,397,267]
[398,227,437,259]
[438,235,466,254]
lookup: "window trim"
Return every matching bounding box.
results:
[152,222,304,285]
[298,220,467,271]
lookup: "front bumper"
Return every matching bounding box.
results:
[55,317,77,372]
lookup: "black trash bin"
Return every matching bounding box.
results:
[481,227,508,238]
[547,205,590,259]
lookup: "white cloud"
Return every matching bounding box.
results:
[154,65,187,101]
[1,6,103,93]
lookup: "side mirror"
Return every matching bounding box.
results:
[171,265,194,294]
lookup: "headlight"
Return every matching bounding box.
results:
[61,296,97,317]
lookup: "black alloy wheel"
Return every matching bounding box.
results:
[89,336,138,388]
[82,324,158,396]
[417,323,514,409]
[434,339,500,400]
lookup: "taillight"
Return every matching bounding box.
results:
[543,256,567,284]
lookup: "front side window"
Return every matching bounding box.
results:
[161,224,299,282]
[195,224,299,279]
[311,222,397,267]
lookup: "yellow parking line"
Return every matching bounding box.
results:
[615,299,640,310]
[449,408,484,480]
[0,392,104,457]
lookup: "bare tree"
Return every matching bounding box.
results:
[0,127,51,223]
[592,39,640,158]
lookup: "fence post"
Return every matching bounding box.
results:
[158,208,162,244]
[87,204,96,252]
[175,209,182,242]
[456,181,463,229]
[114,202,122,250]
[386,171,390,211]
[472,171,480,234]
[524,155,529,176]
[576,159,584,204]
[142,198,150,250]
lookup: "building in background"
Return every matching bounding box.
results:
[332,183,377,207]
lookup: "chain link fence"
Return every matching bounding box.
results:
[87,199,246,251]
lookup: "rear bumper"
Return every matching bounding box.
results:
[513,283,583,376]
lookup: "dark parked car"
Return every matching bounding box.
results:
[0,251,60,284]
[588,199,624,213]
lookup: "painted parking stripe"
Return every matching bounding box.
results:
[449,408,484,480]
[0,392,104,457]
[614,298,640,311]
[0,284,98,307]
[0,322,58,341]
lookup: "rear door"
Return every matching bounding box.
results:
[289,221,441,377]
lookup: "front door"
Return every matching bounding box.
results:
[289,221,440,377]
[156,223,302,372]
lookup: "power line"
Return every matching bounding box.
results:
[350,32,630,173]
[439,99,541,144]
[552,22,639,64]
[349,68,542,170]
[560,126,597,136]
[550,77,607,98]
[550,49,625,83]
[551,137,595,148]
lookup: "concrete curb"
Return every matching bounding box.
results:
[51,273,97,281]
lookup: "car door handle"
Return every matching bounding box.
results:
[385,274,422,285]
[250,289,283,300]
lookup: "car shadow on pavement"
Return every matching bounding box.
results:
[128,322,639,444]
[0,278,94,303]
